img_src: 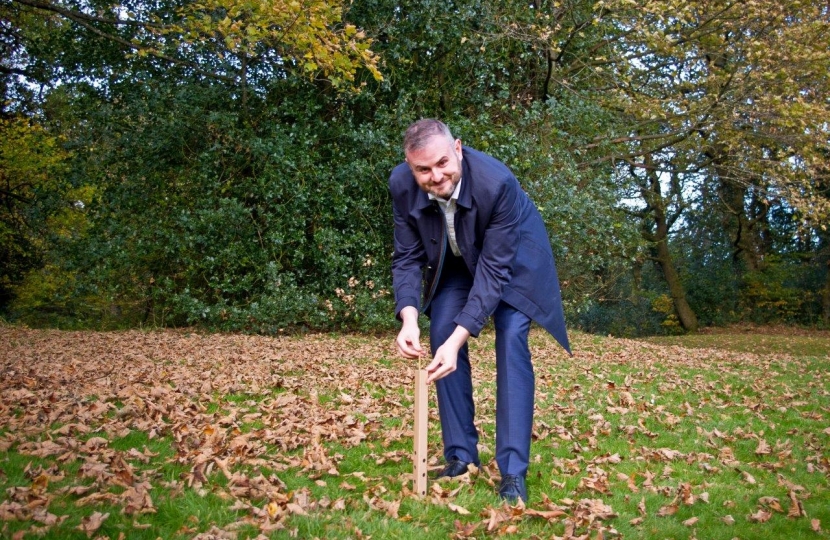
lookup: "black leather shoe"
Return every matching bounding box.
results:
[433,459,472,479]
[498,474,527,504]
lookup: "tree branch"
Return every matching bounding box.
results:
[12,0,237,83]
[13,0,164,28]
[0,65,31,78]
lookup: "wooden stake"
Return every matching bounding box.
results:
[414,368,428,497]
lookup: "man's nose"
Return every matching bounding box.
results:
[431,168,443,181]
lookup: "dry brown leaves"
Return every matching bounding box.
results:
[530,333,829,538]
[1,326,828,539]
[0,327,411,537]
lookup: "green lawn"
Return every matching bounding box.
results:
[1,325,828,539]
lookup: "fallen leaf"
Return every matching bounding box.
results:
[787,491,806,518]
[657,503,678,517]
[679,482,696,505]
[755,439,772,455]
[748,509,773,523]
[448,503,471,515]
[637,497,647,516]
[453,519,480,538]
[30,473,49,495]
[525,508,567,522]
[286,503,307,516]
[485,506,511,532]
[76,511,109,537]
[759,496,784,513]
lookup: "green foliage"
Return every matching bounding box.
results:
[6,76,401,332]
[682,261,742,329]
[9,265,80,328]
[650,293,683,334]
[576,297,664,338]
[2,0,828,334]
[445,98,644,323]
[739,257,816,325]
[0,117,71,311]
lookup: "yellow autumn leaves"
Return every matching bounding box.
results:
[165,0,382,88]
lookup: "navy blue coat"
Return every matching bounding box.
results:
[390,146,570,354]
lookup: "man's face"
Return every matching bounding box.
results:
[405,135,463,199]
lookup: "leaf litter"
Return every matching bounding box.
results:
[1,326,828,538]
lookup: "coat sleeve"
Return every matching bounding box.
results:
[390,182,427,320]
[454,176,524,337]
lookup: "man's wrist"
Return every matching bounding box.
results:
[400,306,419,327]
[445,325,471,349]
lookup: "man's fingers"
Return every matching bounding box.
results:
[396,340,424,359]
[425,360,455,383]
[397,345,418,359]
[424,356,441,372]
[427,365,451,383]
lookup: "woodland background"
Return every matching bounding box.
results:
[1,0,829,336]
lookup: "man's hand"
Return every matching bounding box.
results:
[425,325,470,383]
[395,306,424,359]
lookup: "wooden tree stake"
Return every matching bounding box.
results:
[414,369,428,497]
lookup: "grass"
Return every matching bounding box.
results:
[0,325,828,539]
[642,323,830,357]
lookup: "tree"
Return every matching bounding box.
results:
[580,0,830,330]
[5,0,381,90]
[0,117,71,309]
[3,0,828,333]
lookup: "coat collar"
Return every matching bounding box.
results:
[457,146,473,210]
[414,189,433,213]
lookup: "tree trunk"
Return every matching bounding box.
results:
[821,227,830,325]
[653,204,699,332]
[715,168,771,275]
[823,258,830,325]
[637,157,699,332]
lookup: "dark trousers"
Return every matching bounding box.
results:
[429,253,535,477]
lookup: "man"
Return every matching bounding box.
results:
[389,118,570,504]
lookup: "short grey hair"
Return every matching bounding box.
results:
[403,119,454,154]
